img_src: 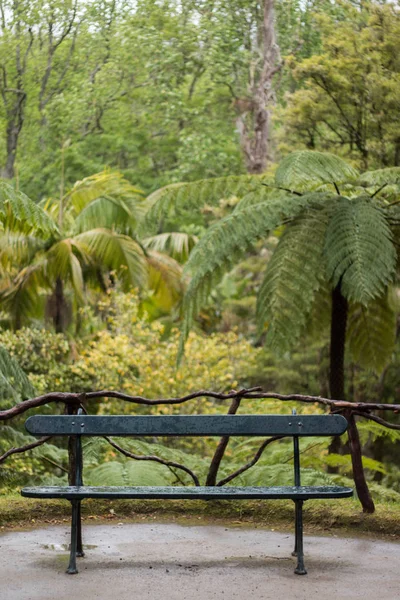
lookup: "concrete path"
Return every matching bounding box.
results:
[1,522,399,600]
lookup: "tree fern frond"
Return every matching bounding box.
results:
[143,232,198,263]
[75,228,148,291]
[0,183,58,236]
[275,151,359,192]
[145,174,271,225]
[178,193,332,362]
[347,291,396,371]
[359,167,400,187]
[256,207,331,352]
[233,187,289,213]
[0,346,35,401]
[324,197,396,303]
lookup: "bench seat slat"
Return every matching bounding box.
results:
[21,485,353,501]
[25,414,348,437]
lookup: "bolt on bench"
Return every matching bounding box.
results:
[21,411,352,575]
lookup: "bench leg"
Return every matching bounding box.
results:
[77,501,85,557]
[291,500,299,557]
[294,500,307,575]
[66,500,79,574]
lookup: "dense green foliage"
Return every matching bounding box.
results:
[0,0,399,513]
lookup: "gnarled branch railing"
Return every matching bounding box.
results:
[1,386,399,513]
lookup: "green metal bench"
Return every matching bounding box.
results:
[21,411,353,575]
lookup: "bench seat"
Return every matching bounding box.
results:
[21,484,353,501]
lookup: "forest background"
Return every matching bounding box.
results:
[0,0,400,521]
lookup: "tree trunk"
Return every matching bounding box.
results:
[206,396,242,486]
[327,285,348,469]
[328,284,375,513]
[236,0,281,174]
[54,277,66,333]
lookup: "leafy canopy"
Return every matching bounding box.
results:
[149,151,400,371]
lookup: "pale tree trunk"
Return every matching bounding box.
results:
[236,0,282,174]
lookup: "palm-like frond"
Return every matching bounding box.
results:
[45,239,91,302]
[0,183,58,236]
[145,174,271,224]
[275,151,359,192]
[0,346,35,402]
[74,195,145,234]
[0,261,48,324]
[66,171,144,214]
[178,193,321,360]
[347,292,396,371]
[256,207,331,352]
[75,228,148,291]
[146,250,184,313]
[143,232,198,263]
[324,197,396,304]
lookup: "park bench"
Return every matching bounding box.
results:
[21,411,353,575]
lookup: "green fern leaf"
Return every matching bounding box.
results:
[178,194,320,362]
[145,174,270,225]
[0,347,34,401]
[347,292,396,371]
[324,197,396,303]
[275,151,359,192]
[256,207,331,352]
[359,167,400,187]
[0,183,58,236]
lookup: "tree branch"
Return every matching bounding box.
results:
[0,436,52,464]
[216,435,284,486]
[103,436,200,487]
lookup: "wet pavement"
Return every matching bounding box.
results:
[1,522,399,600]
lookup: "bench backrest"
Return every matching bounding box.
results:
[26,414,348,437]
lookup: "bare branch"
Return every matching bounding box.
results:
[352,411,400,431]
[216,435,284,486]
[103,436,200,487]
[0,436,52,464]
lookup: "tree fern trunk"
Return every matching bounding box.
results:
[329,284,375,513]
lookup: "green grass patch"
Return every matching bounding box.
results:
[1,492,400,540]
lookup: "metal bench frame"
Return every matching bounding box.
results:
[21,411,353,575]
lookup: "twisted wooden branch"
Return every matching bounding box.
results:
[216,435,284,487]
[0,436,52,464]
[1,388,399,423]
[352,411,400,431]
[103,436,200,487]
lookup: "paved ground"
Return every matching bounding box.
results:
[1,522,399,600]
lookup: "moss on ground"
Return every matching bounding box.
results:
[1,493,399,540]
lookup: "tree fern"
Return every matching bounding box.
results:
[275,150,359,192]
[324,197,396,304]
[0,183,58,236]
[145,174,271,224]
[0,347,34,402]
[256,207,331,352]
[347,292,396,371]
[178,194,315,360]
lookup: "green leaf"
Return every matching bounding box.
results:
[347,292,396,371]
[0,182,58,237]
[257,207,330,352]
[324,197,396,304]
[275,151,359,192]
